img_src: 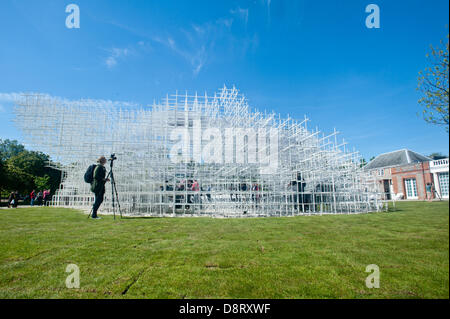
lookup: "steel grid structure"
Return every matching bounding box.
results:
[14,86,380,217]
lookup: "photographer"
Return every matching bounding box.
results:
[90,156,110,219]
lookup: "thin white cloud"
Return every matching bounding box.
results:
[216,18,233,28]
[167,37,176,50]
[230,7,249,26]
[262,0,271,11]
[265,0,271,22]
[104,5,258,76]
[105,56,117,68]
[192,24,205,35]
[152,36,207,77]
[104,47,131,69]
[192,45,206,76]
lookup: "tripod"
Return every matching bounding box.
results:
[107,157,122,219]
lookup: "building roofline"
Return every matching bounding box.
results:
[364,149,432,171]
[369,148,431,160]
[375,148,409,157]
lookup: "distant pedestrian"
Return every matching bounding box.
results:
[426,183,433,202]
[7,192,16,208]
[36,191,43,206]
[192,180,200,204]
[43,189,50,206]
[206,185,212,202]
[30,190,36,206]
[187,180,194,204]
[13,191,19,208]
[252,183,260,206]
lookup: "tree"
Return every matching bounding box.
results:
[0,158,6,191]
[359,158,367,168]
[7,151,50,177]
[0,140,61,196]
[428,152,448,160]
[34,175,51,191]
[3,163,34,194]
[417,33,449,132]
[0,139,25,161]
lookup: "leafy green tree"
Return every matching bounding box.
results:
[417,33,449,132]
[0,139,25,161]
[3,163,34,194]
[428,152,448,160]
[0,139,61,196]
[0,158,6,192]
[7,151,49,177]
[359,158,367,168]
[34,175,51,191]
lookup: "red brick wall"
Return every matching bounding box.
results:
[391,162,433,200]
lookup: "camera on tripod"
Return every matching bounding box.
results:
[107,153,122,219]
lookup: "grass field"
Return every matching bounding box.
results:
[0,201,448,299]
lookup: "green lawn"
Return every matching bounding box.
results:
[0,201,448,299]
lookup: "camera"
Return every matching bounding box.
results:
[109,153,117,161]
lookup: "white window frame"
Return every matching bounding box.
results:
[438,172,449,197]
[405,178,418,199]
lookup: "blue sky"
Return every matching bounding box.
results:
[0,0,448,160]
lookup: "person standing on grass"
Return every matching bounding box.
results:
[7,192,16,208]
[192,180,200,206]
[43,189,51,206]
[36,191,43,206]
[42,189,48,206]
[426,183,433,202]
[90,156,110,219]
[13,191,19,208]
[206,185,212,202]
[30,190,36,206]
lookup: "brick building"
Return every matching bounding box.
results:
[365,149,449,200]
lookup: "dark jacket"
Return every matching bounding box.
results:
[90,164,107,193]
[8,193,16,204]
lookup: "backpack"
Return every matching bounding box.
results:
[84,164,97,183]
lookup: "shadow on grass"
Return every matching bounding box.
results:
[387,208,404,212]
